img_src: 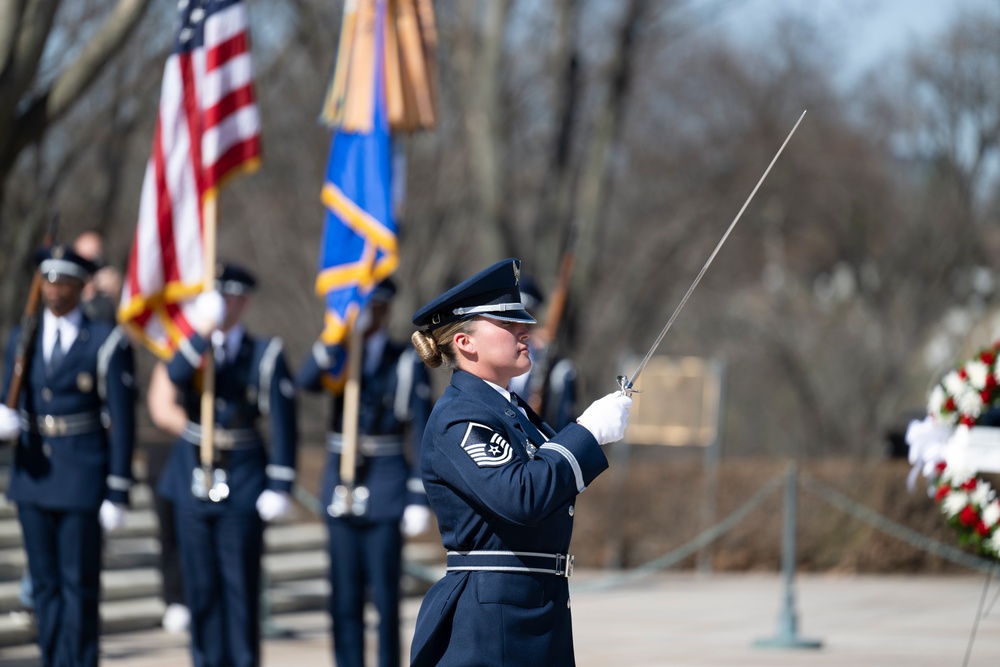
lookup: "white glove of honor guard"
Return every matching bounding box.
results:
[99,500,126,533]
[191,290,226,333]
[401,505,431,537]
[0,405,22,441]
[256,490,292,522]
[577,391,633,445]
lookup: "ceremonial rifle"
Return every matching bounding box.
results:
[6,213,60,410]
[617,111,807,395]
[527,238,574,415]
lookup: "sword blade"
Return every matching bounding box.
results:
[619,110,807,394]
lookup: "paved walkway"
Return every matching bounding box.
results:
[2,572,1000,666]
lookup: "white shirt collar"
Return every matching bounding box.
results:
[484,379,514,403]
[43,307,83,361]
[211,324,245,363]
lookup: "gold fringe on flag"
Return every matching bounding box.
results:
[321,0,438,133]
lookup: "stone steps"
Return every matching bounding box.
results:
[0,480,444,648]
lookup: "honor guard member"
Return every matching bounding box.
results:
[157,262,298,667]
[296,278,434,667]
[408,258,632,667]
[0,244,136,667]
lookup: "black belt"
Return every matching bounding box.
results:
[182,422,260,450]
[21,411,102,438]
[326,432,404,457]
[446,550,574,578]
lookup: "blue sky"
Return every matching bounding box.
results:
[715,0,995,86]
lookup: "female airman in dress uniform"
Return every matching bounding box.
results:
[408,258,631,667]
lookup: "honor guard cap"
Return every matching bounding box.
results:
[215,262,257,296]
[412,258,538,330]
[35,244,99,283]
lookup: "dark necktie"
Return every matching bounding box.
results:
[214,340,227,368]
[510,392,545,441]
[48,328,65,376]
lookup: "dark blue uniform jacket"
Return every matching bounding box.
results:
[410,369,608,667]
[158,331,297,512]
[296,339,432,523]
[2,318,135,510]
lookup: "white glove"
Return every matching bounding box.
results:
[99,500,127,533]
[401,504,431,537]
[191,290,226,332]
[577,391,633,445]
[256,489,292,522]
[0,405,22,441]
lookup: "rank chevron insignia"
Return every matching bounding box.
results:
[460,423,514,467]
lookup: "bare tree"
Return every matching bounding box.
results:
[0,0,152,229]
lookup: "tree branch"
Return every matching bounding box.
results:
[4,0,151,172]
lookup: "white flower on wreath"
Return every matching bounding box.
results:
[966,360,990,390]
[941,465,976,487]
[986,531,1000,556]
[971,483,995,509]
[941,490,970,518]
[927,385,951,423]
[943,370,966,396]
[956,388,984,419]
[982,499,1000,528]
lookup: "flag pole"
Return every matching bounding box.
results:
[339,317,364,492]
[200,196,218,492]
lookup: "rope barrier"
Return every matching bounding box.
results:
[296,463,1000,590]
[799,471,998,574]
[574,473,785,592]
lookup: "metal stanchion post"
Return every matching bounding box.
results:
[754,462,822,649]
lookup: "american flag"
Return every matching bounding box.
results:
[315,0,398,390]
[119,0,261,359]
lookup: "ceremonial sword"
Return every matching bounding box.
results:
[617,110,807,396]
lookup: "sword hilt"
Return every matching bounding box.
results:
[616,375,640,398]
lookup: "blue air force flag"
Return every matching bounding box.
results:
[314,0,398,391]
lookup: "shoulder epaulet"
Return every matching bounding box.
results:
[257,337,284,415]
[96,326,127,401]
[394,347,419,421]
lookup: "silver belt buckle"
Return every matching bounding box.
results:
[556,553,574,578]
[42,415,63,437]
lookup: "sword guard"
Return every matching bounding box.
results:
[616,375,640,397]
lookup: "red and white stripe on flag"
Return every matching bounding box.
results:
[119,0,261,359]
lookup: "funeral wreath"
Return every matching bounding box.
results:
[908,341,1000,561]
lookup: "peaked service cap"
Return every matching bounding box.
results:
[412,258,538,330]
[35,244,99,283]
[215,262,257,296]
